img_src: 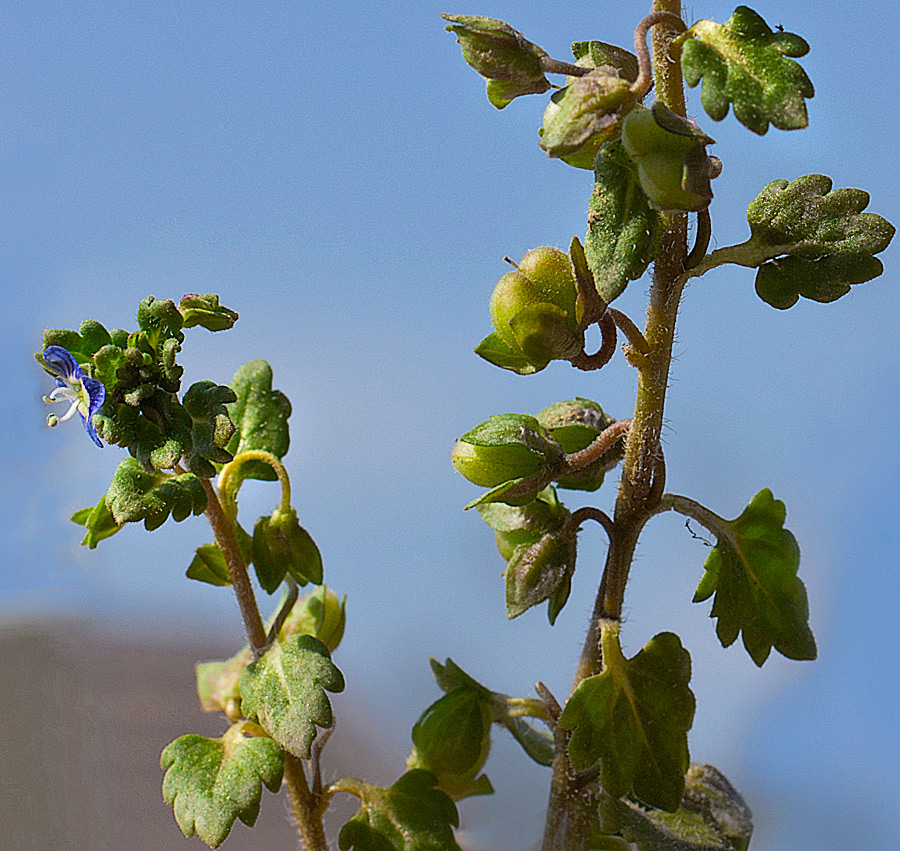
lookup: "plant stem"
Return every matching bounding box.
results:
[202,479,327,850]
[542,4,689,847]
[200,477,268,655]
[284,754,329,851]
[218,448,292,515]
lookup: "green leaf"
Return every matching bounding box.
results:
[71,498,122,548]
[600,764,753,851]
[585,142,658,302]
[197,586,346,722]
[559,628,695,811]
[182,381,238,478]
[741,174,895,308]
[160,722,284,848]
[474,332,541,374]
[226,360,292,482]
[239,634,344,758]
[136,295,185,341]
[252,507,323,593]
[428,658,554,768]
[179,294,240,331]
[42,319,113,365]
[408,688,494,800]
[187,544,234,587]
[105,458,208,531]
[681,6,814,135]
[338,770,461,851]
[693,488,816,666]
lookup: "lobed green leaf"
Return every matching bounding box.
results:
[239,634,344,758]
[560,629,695,811]
[693,489,816,666]
[743,174,895,308]
[338,770,461,851]
[682,6,814,135]
[179,294,239,332]
[104,458,207,532]
[160,723,284,848]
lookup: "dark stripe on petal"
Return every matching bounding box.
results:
[42,346,81,380]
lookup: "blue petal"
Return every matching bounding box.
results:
[42,346,82,380]
[81,375,105,447]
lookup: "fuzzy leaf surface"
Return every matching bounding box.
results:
[560,630,695,811]
[160,723,284,848]
[179,294,239,331]
[585,141,658,303]
[182,381,237,478]
[226,360,292,482]
[682,6,813,134]
[741,175,895,308]
[599,764,753,851]
[104,458,207,531]
[239,634,344,758]
[338,770,461,851]
[693,488,816,666]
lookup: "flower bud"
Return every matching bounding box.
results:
[252,507,323,593]
[536,398,623,491]
[452,414,563,506]
[442,14,551,109]
[505,529,577,624]
[281,586,346,654]
[621,103,717,211]
[540,69,635,166]
[478,485,568,559]
[480,247,582,373]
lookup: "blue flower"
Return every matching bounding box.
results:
[41,346,105,447]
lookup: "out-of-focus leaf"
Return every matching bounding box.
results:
[338,770,461,851]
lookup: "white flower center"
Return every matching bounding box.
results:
[44,379,89,425]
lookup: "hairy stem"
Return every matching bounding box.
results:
[202,479,326,849]
[285,754,329,851]
[543,4,690,847]
[200,477,267,655]
[218,448,292,515]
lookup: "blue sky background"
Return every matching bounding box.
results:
[3,1,899,848]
